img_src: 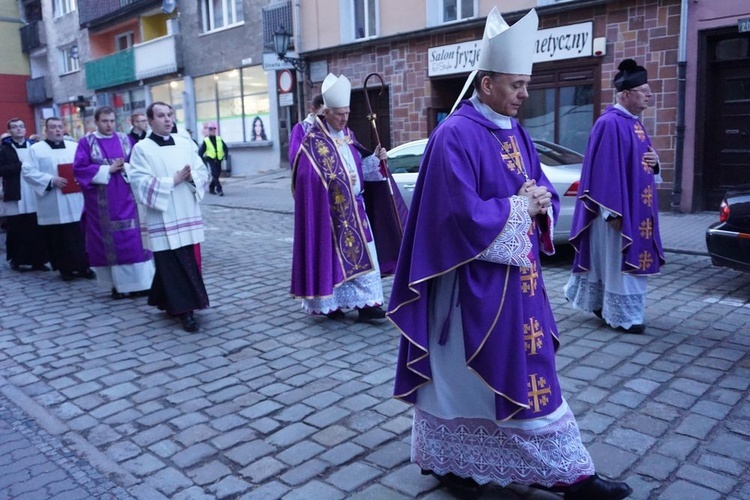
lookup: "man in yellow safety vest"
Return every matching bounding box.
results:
[198,124,228,196]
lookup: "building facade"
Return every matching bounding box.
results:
[0,0,34,129]
[295,0,750,213]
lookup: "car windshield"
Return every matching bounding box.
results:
[533,140,584,166]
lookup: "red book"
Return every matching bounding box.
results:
[57,163,81,194]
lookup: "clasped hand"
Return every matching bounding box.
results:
[518,179,552,217]
[109,158,125,174]
[174,165,192,185]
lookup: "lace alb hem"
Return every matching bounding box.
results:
[479,196,532,268]
[564,275,646,328]
[412,407,594,487]
[301,270,383,314]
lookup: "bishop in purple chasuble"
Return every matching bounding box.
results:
[389,99,564,420]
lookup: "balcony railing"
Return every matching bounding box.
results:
[78,0,159,28]
[85,49,135,90]
[135,34,181,80]
[26,76,50,105]
[20,21,46,54]
[85,34,181,90]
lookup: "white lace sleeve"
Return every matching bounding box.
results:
[361,154,386,181]
[478,196,532,268]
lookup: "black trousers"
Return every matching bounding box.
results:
[207,159,222,193]
[5,213,48,266]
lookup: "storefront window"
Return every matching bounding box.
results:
[517,67,595,153]
[195,66,270,143]
[58,103,93,140]
[111,88,147,134]
[151,81,185,129]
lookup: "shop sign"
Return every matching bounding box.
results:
[739,18,750,33]
[428,21,593,77]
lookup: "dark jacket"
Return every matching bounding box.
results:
[0,137,33,202]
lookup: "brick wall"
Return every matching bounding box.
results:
[316,0,680,209]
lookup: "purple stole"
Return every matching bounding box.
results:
[293,120,374,281]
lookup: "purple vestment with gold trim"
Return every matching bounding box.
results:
[389,100,565,421]
[569,106,665,275]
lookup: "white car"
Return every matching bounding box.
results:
[387,138,582,245]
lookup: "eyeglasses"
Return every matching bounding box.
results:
[629,87,652,95]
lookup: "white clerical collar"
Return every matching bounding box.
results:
[94,131,114,139]
[614,103,638,118]
[470,94,513,129]
[153,132,172,140]
[326,123,345,138]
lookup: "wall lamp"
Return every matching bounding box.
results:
[273,25,306,74]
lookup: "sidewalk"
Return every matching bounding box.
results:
[209,169,719,256]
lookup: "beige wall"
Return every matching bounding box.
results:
[0,0,29,75]
[300,0,538,52]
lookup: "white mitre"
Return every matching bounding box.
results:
[451,7,539,112]
[477,7,538,75]
[321,74,351,108]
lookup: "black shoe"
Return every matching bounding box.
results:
[61,271,75,281]
[10,262,20,271]
[32,264,50,271]
[325,309,345,320]
[218,191,224,197]
[356,306,387,323]
[180,312,199,332]
[618,324,645,334]
[76,268,95,279]
[563,474,633,500]
[593,309,603,319]
[111,288,127,300]
[209,189,216,195]
[128,290,150,298]
[423,470,482,499]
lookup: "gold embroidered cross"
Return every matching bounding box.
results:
[634,123,646,142]
[524,317,544,355]
[639,219,653,239]
[642,158,652,174]
[527,374,551,413]
[501,136,526,176]
[641,185,653,206]
[520,261,538,296]
[638,250,654,271]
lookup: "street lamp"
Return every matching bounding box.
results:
[273,25,306,74]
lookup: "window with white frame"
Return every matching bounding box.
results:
[53,0,76,18]
[354,0,377,39]
[201,0,244,32]
[115,32,134,52]
[442,0,474,23]
[60,45,79,74]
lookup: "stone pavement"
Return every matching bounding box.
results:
[0,171,749,499]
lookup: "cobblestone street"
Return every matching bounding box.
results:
[1,174,749,499]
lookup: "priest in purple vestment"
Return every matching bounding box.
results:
[388,8,632,500]
[564,59,665,334]
[290,73,402,323]
[73,106,155,300]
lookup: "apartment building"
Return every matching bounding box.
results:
[294,0,750,212]
[1,0,34,129]
[13,0,292,175]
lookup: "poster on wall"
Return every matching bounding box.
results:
[246,114,270,142]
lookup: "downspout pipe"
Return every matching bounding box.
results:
[294,0,304,122]
[671,0,688,212]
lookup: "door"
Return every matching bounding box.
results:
[703,36,750,209]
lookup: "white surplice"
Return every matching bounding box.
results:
[22,140,83,226]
